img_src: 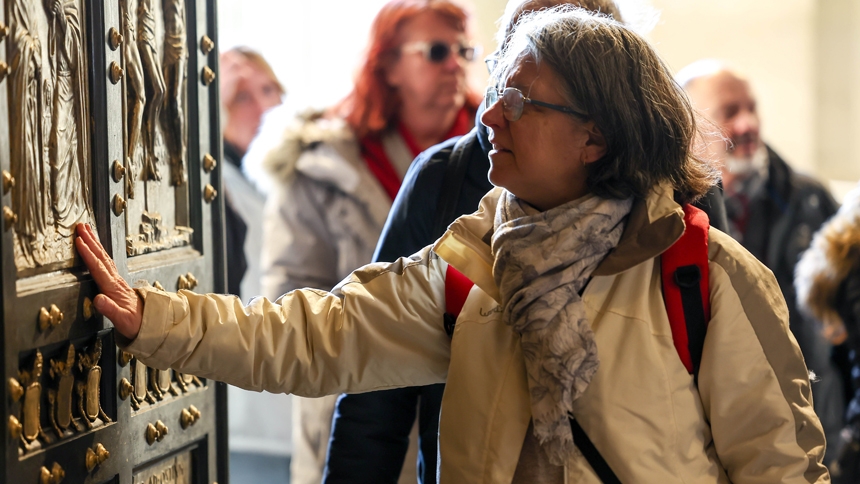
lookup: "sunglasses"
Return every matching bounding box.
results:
[484,86,588,122]
[401,41,478,63]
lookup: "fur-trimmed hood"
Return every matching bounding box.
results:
[243,107,360,195]
[796,183,860,330]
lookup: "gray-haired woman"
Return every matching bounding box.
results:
[76,7,828,483]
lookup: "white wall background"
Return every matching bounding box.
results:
[219,0,860,456]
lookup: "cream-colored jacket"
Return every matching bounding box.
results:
[124,185,829,483]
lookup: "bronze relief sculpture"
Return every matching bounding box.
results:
[45,0,93,236]
[7,0,93,273]
[117,0,193,257]
[135,0,164,182]
[76,338,112,428]
[161,0,187,187]
[121,0,144,199]
[47,344,76,437]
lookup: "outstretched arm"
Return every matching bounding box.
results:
[74,223,143,340]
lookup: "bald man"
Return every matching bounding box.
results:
[680,60,844,463]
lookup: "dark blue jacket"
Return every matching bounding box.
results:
[324,109,729,484]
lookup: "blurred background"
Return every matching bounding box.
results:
[217,0,860,481]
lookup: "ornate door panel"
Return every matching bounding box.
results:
[0,0,227,482]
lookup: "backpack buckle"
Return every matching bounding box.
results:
[674,265,701,288]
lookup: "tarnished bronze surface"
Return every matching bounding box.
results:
[133,449,192,483]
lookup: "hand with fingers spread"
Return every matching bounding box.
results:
[74,223,143,340]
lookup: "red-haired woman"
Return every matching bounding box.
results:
[256,1,479,483]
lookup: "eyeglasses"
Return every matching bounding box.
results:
[401,41,478,63]
[484,54,498,75]
[485,86,587,122]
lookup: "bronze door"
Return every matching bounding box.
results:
[0,0,227,482]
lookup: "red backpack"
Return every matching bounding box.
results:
[443,204,711,381]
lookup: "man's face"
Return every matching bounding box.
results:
[686,71,761,162]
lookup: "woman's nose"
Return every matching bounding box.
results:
[480,95,506,129]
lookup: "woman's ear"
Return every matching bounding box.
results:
[581,122,607,165]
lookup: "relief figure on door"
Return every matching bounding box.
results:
[7,0,94,273]
[121,0,145,198]
[9,0,48,266]
[161,0,187,187]
[136,0,164,182]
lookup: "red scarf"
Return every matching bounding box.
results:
[359,108,472,201]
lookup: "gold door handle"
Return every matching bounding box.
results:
[201,66,216,86]
[85,443,110,471]
[109,61,123,84]
[0,22,9,41]
[3,206,17,230]
[108,27,123,50]
[145,422,158,445]
[39,304,63,331]
[119,378,133,400]
[112,160,126,182]
[200,35,215,55]
[204,184,217,203]
[178,272,198,291]
[8,378,23,402]
[155,420,168,441]
[112,194,126,216]
[2,170,14,194]
[39,462,65,484]
[8,415,22,440]
[202,153,217,172]
[118,350,133,367]
[180,404,202,429]
[0,61,10,82]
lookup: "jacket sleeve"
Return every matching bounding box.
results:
[260,175,339,300]
[122,247,451,397]
[699,230,829,483]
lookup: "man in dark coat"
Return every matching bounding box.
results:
[680,59,842,462]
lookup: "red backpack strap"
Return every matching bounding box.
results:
[661,204,710,381]
[444,265,475,337]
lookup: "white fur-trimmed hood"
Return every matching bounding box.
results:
[796,183,860,330]
[243,107,361,195]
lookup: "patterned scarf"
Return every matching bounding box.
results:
[491,190,633,466]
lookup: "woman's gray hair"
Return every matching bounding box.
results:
[492,6,719,203]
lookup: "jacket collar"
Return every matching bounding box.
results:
[435,184,686,296]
